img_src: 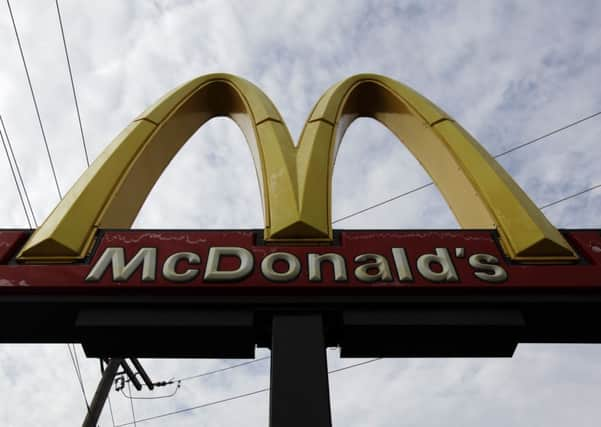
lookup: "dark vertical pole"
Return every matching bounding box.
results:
[269,314,332,427]
[82,358,122,427]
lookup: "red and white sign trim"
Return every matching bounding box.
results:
[1,230,601,294]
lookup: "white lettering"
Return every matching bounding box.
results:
[354,254,393,282]
[162,252,201,282]
[469,253,507,283]
[204,247,253,282]
[416,248,458,282]
[308,253,347,281]
[261,252,301,282]
[392,248,413,281]
[86,247,156,282]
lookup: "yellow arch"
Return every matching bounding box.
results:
[294,74,576,261]
[18,73,311,262]
[17,73,576,263]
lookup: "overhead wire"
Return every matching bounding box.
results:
[118,358,270,401]
[116,387,270,427]
[71,344,82,376]
[72,344,86,393]
[114,358,381,426]
[55,4,102,417]
[539,183,601,210]
[334,180,601,225]
[6,0,63,200]
[175,356,271,383]
[327,357,382,373]
[67,344,90,413]
[107,394,117,427]
[127,381,138,427]
[493,110,601,158]
[333,183,434,224]
[55,0,90,167]
[0,122,32,228]
[333,109,601,224]
[120,382,181,400]
[0,115,37,227]
[117,358,267,405]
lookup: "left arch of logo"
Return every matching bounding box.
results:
[17,74,576,263]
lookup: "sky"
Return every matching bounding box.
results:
[1,0,601,425]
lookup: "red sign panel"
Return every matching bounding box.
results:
[1,229,601,295]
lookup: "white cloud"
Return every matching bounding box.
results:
[1,0,601,425]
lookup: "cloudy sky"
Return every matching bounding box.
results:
[1,0,601,425]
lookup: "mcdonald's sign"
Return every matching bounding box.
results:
[1,74,601,359]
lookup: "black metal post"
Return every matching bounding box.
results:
[82,358,122,427]
[269,314,332,427]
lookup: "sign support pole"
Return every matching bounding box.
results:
[82,358,122,427]
[269,314,332,427]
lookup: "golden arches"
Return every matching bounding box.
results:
[17,73,576,263]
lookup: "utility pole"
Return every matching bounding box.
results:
[81,358,155,427]
[82,358,122,427]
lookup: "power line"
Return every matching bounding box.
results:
[0,124,32,228]
[113,357,268,407]
[327,357,382,373]
[114,358,381,426]
[127,381,138,427]
[55,0,90,167]
[6,0,63,200]
[107,394,117,427]
[0,115,37,227]
[493,110,601,158]
[539,183,601,210]
[72,344,86,391]
[120,382,181,400]
[175,356,271,383]
[117,357,268,402]
[70,344,81,375]
[117,357,269,395]
[333,183,433,224]
[67,344,90,412]
[333,110,601,224]
[334,180,601,226]
[117,387,269,427]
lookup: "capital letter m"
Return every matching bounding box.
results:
[86,248,157,282]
